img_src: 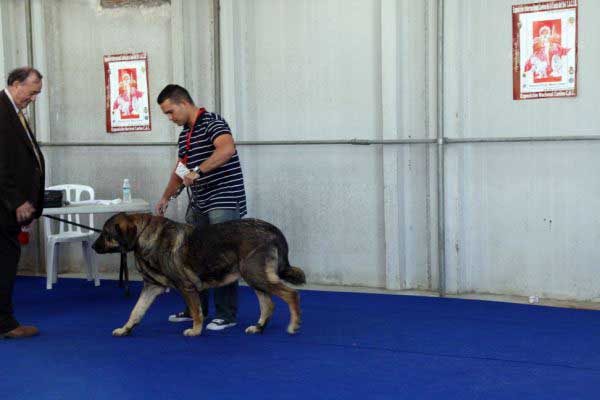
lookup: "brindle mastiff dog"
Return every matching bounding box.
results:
[92,213,306,337]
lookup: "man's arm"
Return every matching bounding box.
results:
[183,134,236,185]
[199,134,236,173]
[155,159,184,216]
[0,126,31,217]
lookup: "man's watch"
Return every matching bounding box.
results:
[193,166,205,177]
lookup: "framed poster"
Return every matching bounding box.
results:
[104,53,151,132]
[512,0,578,100]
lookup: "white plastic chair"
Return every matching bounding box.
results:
[44,184,100,289]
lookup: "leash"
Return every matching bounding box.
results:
[118,218,152,296]
[45,213,152,249]
[44,214,133,295]
[43,215,102,233]
[164,165,201,213]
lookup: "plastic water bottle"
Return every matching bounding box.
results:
[122,179,132,203]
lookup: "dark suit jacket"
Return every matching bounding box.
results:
[0,89,45,228]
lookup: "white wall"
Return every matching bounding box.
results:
[7,0,216,276]
[219,0,438,289]
[444,0,600,300]
[3,0,600,301]
[44,1,173,143]
[0,0,28,77]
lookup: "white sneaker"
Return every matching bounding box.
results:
[168,311,192,323]
[206,318,237,331]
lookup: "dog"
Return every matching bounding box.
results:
[92,213,306,337]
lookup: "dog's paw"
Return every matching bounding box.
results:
[112,327,129,337]
[286,324,300,335]
[183,328,202,337]
[245,325,263,334]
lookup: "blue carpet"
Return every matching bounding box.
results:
[2,276,600,399]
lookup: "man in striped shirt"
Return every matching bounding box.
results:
[155,84,247,331]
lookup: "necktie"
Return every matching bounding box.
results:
[17,110,28,130]
[18,110,42,168]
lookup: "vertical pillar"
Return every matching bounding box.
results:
[381,0,404,290]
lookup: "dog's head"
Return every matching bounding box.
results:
[92,213,139,254]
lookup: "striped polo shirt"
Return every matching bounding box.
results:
[178,110,247,217]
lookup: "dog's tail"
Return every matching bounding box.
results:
[268,223,306,286]
[279,265,306,285]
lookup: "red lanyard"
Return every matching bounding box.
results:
[183,107,205,165]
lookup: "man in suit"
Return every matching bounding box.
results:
[0,67,45,339]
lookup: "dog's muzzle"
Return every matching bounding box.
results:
[92,237,121,254]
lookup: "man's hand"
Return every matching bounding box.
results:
[16,201,35,224]
[155,197,169,216]
[183,171,200,187]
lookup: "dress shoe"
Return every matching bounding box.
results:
[2,325,39,339]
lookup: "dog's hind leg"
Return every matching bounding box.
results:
[241,246,301,334]
[271,284,301,334]
[245,290,274,334]
[113,283,165,337]
[180,290,203,337]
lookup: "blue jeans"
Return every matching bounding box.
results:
[185,205,240,322]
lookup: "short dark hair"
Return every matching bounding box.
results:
[7,67,43,86]
[156,84,194,105]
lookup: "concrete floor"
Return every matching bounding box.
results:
[22,270,600,312]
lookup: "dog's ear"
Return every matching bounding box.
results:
[114,215,138,250]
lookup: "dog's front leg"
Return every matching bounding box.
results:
[113,283,165,337]
[180,290,203,337]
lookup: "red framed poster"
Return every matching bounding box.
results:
[104,53,151,132]
[512,0,578,100]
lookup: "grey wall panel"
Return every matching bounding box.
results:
[12,0,600,301]
[222,0,382,141]
[240,145,386,287]
[445,0,600,139]
[446,142,600,300]
[43,0,176,143]
[0,0,28,76]
[220,0,438,290]
[443,0,600,301]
